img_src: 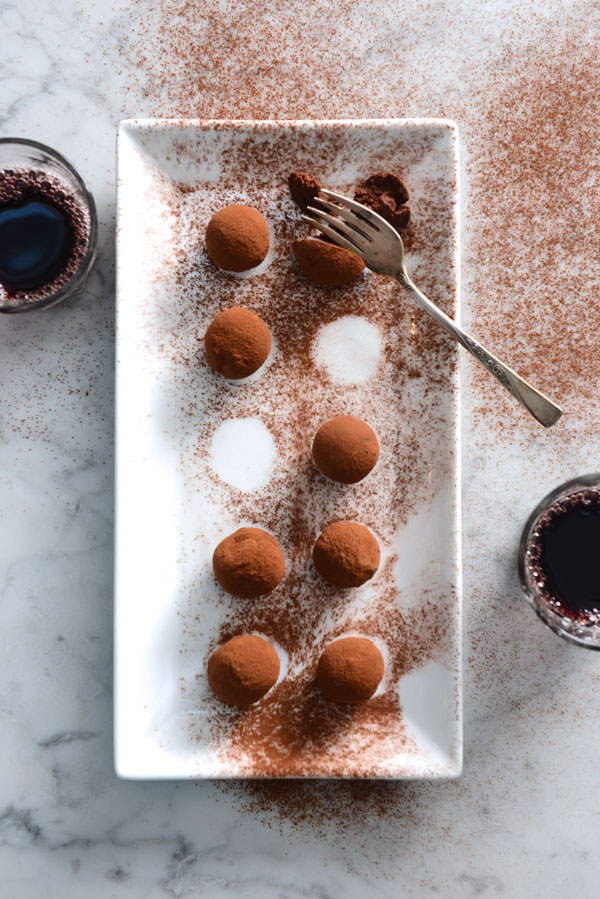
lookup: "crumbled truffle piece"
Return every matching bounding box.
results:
[205,307,271,379]
[313,521,380,588]
[208,635,280,706]
[317,637,384,704]
[205,204,270,272]
[312,415,379,484]
[294,238,364,287]
[288,171,323,211]
[213,527,285,597]
[354,172,411,232]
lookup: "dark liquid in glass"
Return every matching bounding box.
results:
[526,489,600,622]
[0,169,90,304]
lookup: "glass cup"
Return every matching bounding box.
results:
[518,473,600,650]
[0,138,97,313]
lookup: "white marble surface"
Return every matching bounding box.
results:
[1,0,600,896]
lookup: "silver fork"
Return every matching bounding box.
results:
[303,190,563,428]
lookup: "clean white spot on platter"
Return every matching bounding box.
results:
[312,315,383,384]
[209,418,276,492]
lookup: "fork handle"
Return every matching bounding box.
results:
[398,275,563,428]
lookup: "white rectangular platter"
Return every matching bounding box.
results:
[115,119,461,778]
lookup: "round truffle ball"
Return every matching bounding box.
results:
[295,238,364,287]
[205,205,270,272]
[313,521,380,588]
[208,634,280,706]
[317,637,384,704]
[205,307,271,379]
[312,415,379,484]
[213,527,285,598]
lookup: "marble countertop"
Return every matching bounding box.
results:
[2,0,599,896]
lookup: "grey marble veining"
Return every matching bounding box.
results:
[2,0,600,896]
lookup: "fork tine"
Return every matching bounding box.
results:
[300,214,364,255]
[321,189,384,228]
[312,197,374,240]
[306,206,371,249]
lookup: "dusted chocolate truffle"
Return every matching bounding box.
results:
[294,238,364,287]
[213,527,285,598]
[208,634,280,706]
[312,415,379,484]
[205,204,270,272]
[205,307,271,379]
[313,521,380,588]
[354,172,411,232]
[317,637,384,704]
[288,171,323,211]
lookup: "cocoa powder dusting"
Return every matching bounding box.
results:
[115,0,600,851]
[129,121,459,783]
[466,43,600,420]
[117,3,599,423]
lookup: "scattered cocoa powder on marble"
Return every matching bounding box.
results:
[117,3,599,432]
[118,1,406,119]
[111,0,600,860]
[465,43,600,423]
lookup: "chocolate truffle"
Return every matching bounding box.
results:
[294,238,364,287]
[205,204,270,272]
[208,634,280,706]
[317,637,384,704]
[205,307,271,379]
[313,521,380,588]
[354,172,411,232]
[288,171,323,211]
[312,415,379,484]
[213,527,285,598]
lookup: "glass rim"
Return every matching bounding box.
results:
[0,137,98,313]
[518,473,600,650]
